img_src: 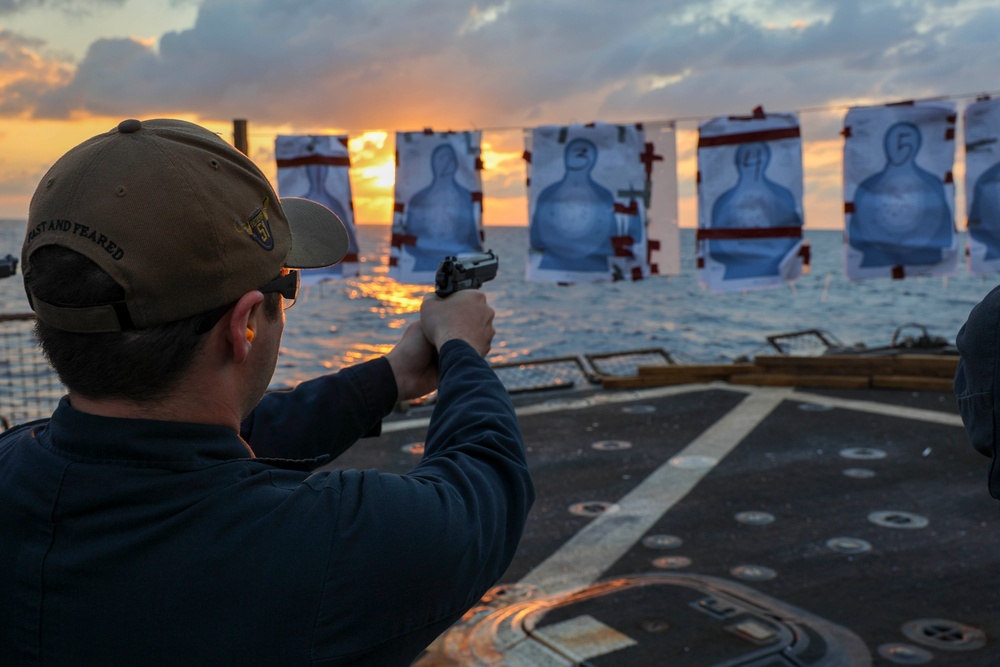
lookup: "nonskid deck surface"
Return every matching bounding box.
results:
[328,383,1000,666]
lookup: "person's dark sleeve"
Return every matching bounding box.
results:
[310,339,535,664]
[240,356,398,460]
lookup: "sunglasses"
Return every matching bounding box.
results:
[194,270,300,335]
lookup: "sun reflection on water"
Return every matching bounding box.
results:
[342,343,395,363]
[347,276,427,315]
[272,271,440,390]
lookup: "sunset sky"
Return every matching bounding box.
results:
[0,0,997,228]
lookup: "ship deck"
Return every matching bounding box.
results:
[328,380,999,666]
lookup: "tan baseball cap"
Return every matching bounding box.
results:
[22,118,349,332]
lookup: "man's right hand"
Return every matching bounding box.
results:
[419,290,495,357]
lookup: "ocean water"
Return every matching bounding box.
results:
[2,220,996,389]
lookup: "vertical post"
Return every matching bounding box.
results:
[233,119,249,156]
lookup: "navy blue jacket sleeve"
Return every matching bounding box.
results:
[310,339,535,663]
[240,357,398,460]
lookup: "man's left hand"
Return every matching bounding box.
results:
[385,321,439,401]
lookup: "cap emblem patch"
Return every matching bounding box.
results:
[238,198,275,251]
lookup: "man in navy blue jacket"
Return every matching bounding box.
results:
[955,284,1000,503]
[0,119,533,665]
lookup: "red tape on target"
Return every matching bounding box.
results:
[611,235,635,258]
[696,226,802,240]
[798,243,811,266]
[640,142,663,179]
[276,155,351,168]
[390,233,417,248]
[697,127,800,149]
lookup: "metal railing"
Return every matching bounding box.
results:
[0,314,64,429]
[0,312,676,428]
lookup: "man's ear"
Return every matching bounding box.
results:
[228,291,264,364]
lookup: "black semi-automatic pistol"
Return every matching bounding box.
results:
[434,250,499,297]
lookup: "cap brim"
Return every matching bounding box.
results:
[281,197,350,268]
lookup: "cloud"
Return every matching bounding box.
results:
[0,0,123,15]
[600,0,1000,123]
[0,28,71,114]
[34,36,162,117]
[10,0,1000,131]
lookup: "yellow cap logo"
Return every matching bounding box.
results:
[238,197,275,251]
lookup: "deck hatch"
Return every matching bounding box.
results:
[901,618,987,651]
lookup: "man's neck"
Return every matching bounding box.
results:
[68,388,243,431]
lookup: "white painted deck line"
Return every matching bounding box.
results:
[381,383,717,434]
[518,388,788,596]
[790,389,964,427]
[382,380,963,434]
[381,381,963,598]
